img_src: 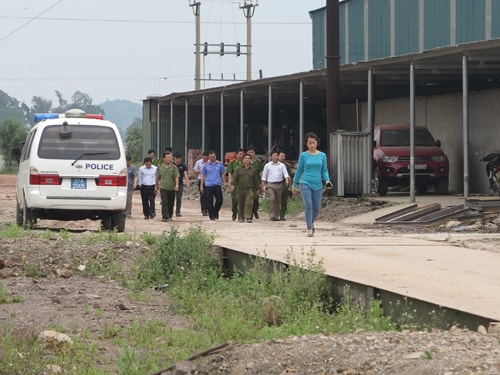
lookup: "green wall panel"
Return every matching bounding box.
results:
[424,0,450,49]
[456,0,485,43]
[368,0,391,59]
[395,0,419,54]
[348,0,365,62]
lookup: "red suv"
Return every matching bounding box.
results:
[372,125,449,196]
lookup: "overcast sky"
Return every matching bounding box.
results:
[0,0,326,105]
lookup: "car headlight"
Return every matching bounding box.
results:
[432,156,446,162]
[382,155,399,162]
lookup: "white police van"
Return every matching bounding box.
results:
[14,109,128,232]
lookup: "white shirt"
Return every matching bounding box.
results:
[193,158,208,180]
[261,161,289,183]
[138,165,157,185]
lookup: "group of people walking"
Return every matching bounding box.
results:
[126,148,190,222]
[126,132,332,237]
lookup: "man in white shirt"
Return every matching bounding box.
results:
[138,156,158,219]
[193,151,210,216]
[261,151,290,221]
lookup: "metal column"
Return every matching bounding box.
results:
[240,90,244,148]
[410,62,416,203]
[299,80,304,154]
[366,68,374,194]
[202,95,206,151]
[185,99,189,159]
[156,101,160,155]
[267,85,272,161]
[170,101,174,149]
[220,93,224,158]
[463,55,469,198]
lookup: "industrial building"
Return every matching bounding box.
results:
[142,0,500,195]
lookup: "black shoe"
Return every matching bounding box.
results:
[150,213,156,219]
[144,216,149,220]
[202,210,208,216]
[253,211,260,219]
[232,213,237,221]
[176,213,182,217]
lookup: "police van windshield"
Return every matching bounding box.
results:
[38,125,121,160]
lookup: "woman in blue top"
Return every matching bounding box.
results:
[292,132,332,237]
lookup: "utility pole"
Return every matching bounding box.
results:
[189,1,201,90]
[239,0,258,81]
[326,0,340,152]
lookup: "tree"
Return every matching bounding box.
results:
[125,118,143,164]
[52,90,104,115]
[0,118,28,171]
[0,90,24,124]
[23,96,53,127]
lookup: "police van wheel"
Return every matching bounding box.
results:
[101,212,126,232]
[101,214,113,231]
[22,201,36,229]
[16,199,23,226]
[112,211,126,233]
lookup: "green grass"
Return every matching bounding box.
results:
[0,226,447,374]
[0,281,24,304]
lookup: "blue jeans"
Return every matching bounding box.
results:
[300,184,322,230]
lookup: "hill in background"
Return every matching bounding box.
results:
[100,99,142,134]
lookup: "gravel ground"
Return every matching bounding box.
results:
[2,174,500,374]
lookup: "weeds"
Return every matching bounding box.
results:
[0,227,449,374]
[0,222,25,238]
[0,281,23,304]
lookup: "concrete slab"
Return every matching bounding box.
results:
[125,192,500,324]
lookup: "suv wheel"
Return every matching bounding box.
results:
[435,177,449,195]
[373,169,388,196]
[416,184,428,194]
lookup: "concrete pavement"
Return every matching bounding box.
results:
[126,192,500,325]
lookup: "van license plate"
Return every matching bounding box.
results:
[415,164,427,169]
[71,178,87,189]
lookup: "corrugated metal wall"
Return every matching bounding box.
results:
[142,101,154,156]
[331,132,371,196]
[368,0,391,59]
[456,0,485,43]
[311,9,326,69]
[424,0,450,49]
[395,0,419,55]
[347,0,365,63]
[313,0,498,70]
[493,0,500,38]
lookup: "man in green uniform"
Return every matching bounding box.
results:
[246,146,263,219]
[227,148,244,221]
[279,151,294,221]
[230,153,260,223]
[155,151,180,222]
[148,149,162,167]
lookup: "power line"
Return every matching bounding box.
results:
[0,0,65,43]
[0,15,309,26]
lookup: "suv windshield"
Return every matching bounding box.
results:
[380,129,436,147]
[38,125,121,160]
